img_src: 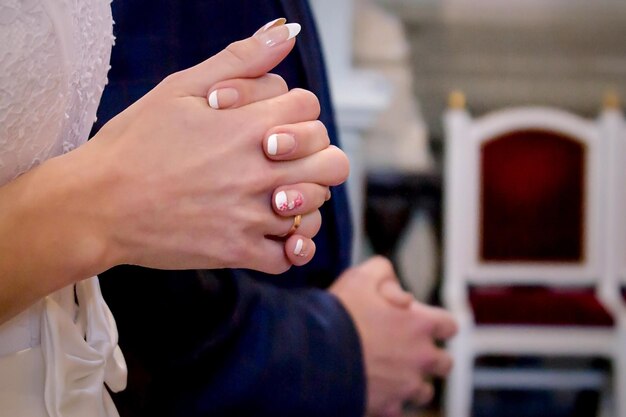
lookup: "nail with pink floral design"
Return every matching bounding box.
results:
[274,190,304,212]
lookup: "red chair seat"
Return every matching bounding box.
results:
[469,286,614,326]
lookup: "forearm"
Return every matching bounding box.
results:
[0,142,118,323]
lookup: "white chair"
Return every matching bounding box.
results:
[441,92,626,417]
[603,93,626,417]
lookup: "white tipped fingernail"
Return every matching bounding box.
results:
[257,22,302,47]
[255,18,287,36]
[275,191,288,210]
[286,23,301,41]
[208,90,220,109]
[294,238,304,256]
[267,134,278,155]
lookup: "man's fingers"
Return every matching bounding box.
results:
[380,403,403,417]
[429,350,454,377]
[412,302,459,341]
[379,280,413,309]
[171,19,300,97]
[414,382,435,406]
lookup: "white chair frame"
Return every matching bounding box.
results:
[442,102,626,417]
[603,104,626,417]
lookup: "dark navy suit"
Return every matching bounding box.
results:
[95,1,365,416]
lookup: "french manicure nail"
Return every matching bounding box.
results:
[275,190,304,212]
[256,23,301,47]
[293,238,305,256]
[208,87,239,109]
[267,133,296,156]
[254,18,287,36]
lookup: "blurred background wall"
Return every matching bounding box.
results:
[379,0,626,141]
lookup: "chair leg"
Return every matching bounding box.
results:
[597,374,613,417]
[444,332,473,417]
[615,346,626,417]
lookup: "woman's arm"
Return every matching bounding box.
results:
[0,22,349,324]
[0,145,116,321]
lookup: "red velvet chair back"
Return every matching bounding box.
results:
[480,129,585,263]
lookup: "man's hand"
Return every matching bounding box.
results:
[330,256,457,417]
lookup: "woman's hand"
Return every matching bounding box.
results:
[89,21,348,273]
[207,65,339,267]
[0,20,349,322]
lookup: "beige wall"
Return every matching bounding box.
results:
[379,0,626,139]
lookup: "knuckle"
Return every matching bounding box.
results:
[327,146,350,184]
[266,259,291,275]
[417,348,438,371]
[289,88,321,119]
[418,384,435,404]
[311,186,327,207]
[417,318,436,336]
[403,379,422,399]
[371,256,395,275]
[266,73,289,93]
[310,210,322,236]
[307,119,329,142]
[439,354,454,375]
[224,41,248,67]
[444,313,460,337]
[306,120,332,149]
[381,404,403,417]
[161,71,184,87]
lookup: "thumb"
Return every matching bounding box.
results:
[173,18,301,97]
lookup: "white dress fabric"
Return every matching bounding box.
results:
[0,0,127,416]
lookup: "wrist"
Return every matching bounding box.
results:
[0,142,123,321]
[13,143,119,283]
[46,141,123,277]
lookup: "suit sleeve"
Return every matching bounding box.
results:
[99,267,366,417]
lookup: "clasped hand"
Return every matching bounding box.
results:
[0,19,346,323]
[85,19,348,274]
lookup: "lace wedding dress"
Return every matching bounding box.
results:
[0,1,127,416]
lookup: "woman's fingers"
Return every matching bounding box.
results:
[240,88,321,133]
[285,235,317,266]
[207,73,288,109]
[272,183,329,216]
[250,235,315,273]
[248,235,317,274]
[171,19,300,97]
[264,120,330,161]
[276,145,350,187]
[252,238,292,274]
[265,210,322,239]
